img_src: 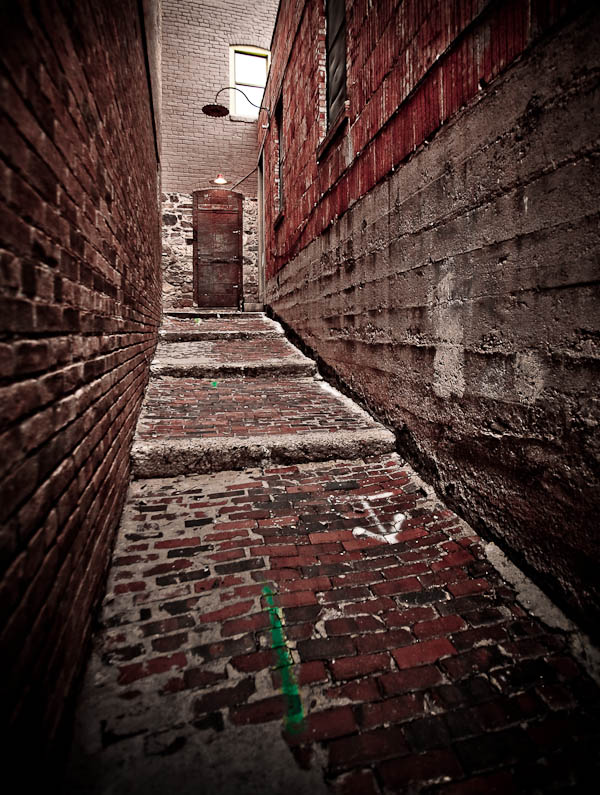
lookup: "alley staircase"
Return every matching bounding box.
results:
[131,310,395,478]
[64,310,600,794]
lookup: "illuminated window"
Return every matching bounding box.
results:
[230,46,269,119]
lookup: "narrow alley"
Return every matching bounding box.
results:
[2,2,599,793]
[65,309,600,793]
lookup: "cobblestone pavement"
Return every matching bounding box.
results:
[136,377,384,440]
[65,312,600,794]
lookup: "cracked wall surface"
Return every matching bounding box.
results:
[265,7,600,637]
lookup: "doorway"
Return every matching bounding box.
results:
[193,189,243,307]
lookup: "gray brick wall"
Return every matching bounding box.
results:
[161,0,279,197]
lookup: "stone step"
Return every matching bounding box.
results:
[160,312,283,341]
[151,338,316,378]
[131,376,395,478]
[159,329,284,342]
[164,309,264,317]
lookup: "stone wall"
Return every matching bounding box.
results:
[162,193,260,308]
[0,0,162,777]
[243,197,259,306]
[162,192,194,309]
[266,8,600,638]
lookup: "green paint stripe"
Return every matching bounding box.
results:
[262,585,305,733]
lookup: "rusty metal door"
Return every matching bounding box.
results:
[193,189,242,307]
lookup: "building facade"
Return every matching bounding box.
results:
[0,0,163,777]
[259,0,600,637]
[161,0,279,309]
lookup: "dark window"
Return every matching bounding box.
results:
[326,0,347,125]
[275,97,284,212]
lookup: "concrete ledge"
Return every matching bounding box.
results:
[164,309,264,317]
[131,428,396,478]
[150,358,317,378]
[159,329,283,341]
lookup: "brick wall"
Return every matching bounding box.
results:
[161,0,279,197]
[263,2,600,637]
[0,0,162,778]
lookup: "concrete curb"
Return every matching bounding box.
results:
[131,428,396,478]
[163,309,265,318]
[159,330,284,342]
[150,359,317,378]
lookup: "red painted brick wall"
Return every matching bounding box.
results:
[262,2,600,638]
[161,0,279,197]
[0,0,162,775]
[261,0,579,276]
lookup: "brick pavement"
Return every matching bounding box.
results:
[65,312,600,793]
[136,377,383,440]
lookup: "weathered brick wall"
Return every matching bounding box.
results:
[0,0,162,775]
[161,0,279,197]
[264,2,600,636]
[261,0,593,274]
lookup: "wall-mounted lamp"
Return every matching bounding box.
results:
[211,174,229,185]
[202,87,271,119]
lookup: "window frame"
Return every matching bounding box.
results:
[274,95,284,218]
[325,0,347,127]
[229,45,270,119]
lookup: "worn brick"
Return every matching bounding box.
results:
[326,679,381,703]
[328,727,409,771]
[199,600,255,624]
[378,665,444,695]
[378,750,463,788]
[331,652,391,681]
[354,628,412,654]
[229,695,287,725]
[392,638,457,670]
[414,615,467,639]
[231,649,277,672]
[289,706,357,744]
[359,693,424,729]
[298,636,355,662]
[221,611,271,637]
[118,652,187,685]
[193,678,256,716]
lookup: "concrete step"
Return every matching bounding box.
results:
[164,309,264,317]
[151,338,316,378]
[160,312,283,342]
[131,376,395,478]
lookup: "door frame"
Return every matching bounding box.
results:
[192,188,243,308]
